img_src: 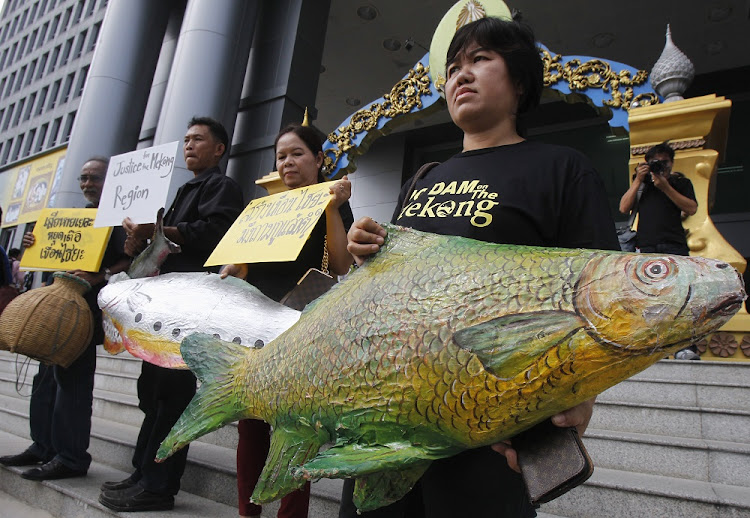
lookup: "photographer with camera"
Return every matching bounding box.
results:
[619,141,699,359]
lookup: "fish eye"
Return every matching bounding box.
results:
[135,313,142,322]
[153,321,162,331]
[639,259,671,282]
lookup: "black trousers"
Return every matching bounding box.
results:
[132,361,196,495]
[27,342,97,472]
[339,447,536,518]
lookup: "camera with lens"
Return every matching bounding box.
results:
[648,159,667,175]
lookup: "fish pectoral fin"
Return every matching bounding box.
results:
[452,311,586,379]
[252,422,328,504]
[295,440,450,480]
[156,333,250,462]
[353,463,431,512]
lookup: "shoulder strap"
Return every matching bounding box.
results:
[403,162,440,204]
[627,183,645,228]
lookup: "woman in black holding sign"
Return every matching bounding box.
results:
[221,122,353,518]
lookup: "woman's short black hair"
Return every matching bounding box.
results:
[274,123,326,183]
[445,16,543,116]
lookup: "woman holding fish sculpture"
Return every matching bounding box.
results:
[345,15,619,518]
[221,122,354,518]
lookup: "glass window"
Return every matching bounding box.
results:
[23,128,35,156]
[61,7,72,33]
[49,44,60,72]
[73,29,86,59]
[37,52,48,79]
[48,117,62,147]
[3,104,14,131]
[62,110,75,142]
[11,134,23,162]
[49,15,60,41]
[48,79,61,109]
[14,65,26,91]
[36,86,48,115]
[1,138,13,164]
[88,21,100,52]
[60,37,73,66]
[74,65,88,97]
[35,123,48,152]
[39,22,49,45]
[24,92,36,120]
[61,72,73,103]
[12,98,25,126]
[26,59,37,85]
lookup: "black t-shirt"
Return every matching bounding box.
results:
[245,202,354,302]
[393,140,619,250]
[380,140,618,518]
[162,167,245,274]
[635,172,696,247]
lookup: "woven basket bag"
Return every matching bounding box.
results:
[0,272,93,368]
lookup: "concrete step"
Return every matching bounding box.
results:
[0,430,239,518]
[600,372,750,411]
[584,428,750,487]
[0,407,342,517]
[541,466,750,518]
[589,399,750,444]
[632,359,750,385]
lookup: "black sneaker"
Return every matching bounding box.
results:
[99,485,174,512]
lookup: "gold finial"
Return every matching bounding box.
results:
[302,108,310,126]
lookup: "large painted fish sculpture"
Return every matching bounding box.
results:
[155,224,745,511]
[98,272,301,369]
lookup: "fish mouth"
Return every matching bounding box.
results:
[707,294,745,317]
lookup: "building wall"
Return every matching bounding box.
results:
[0,0,107,167]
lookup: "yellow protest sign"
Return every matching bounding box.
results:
[1,148,66,228]
[205,182,334,266]
[20,208,113,272]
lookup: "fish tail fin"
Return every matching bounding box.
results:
[156,333,251,461]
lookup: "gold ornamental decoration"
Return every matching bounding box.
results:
[325,62,433,173]
[541,48,655,111]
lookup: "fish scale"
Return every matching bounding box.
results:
[157,223,744,512]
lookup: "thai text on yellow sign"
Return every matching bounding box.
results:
[20,208,113,272]
[205,182,334,266]
[1,148,66,228]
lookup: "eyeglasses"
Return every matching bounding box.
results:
[77,175,104,183]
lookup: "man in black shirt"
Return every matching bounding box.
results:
[619,141,698,359]
[98,117,244,512]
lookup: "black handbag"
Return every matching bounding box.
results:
[280,237,337,311]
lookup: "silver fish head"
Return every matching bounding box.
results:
[576,253,746,353]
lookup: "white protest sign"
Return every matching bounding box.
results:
[94,141,179,227]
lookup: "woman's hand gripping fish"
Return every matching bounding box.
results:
[156,224,745,512]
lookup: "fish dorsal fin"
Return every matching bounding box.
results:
[156,333,250,461]
[252,419,329,503]
[452,311,586,379]
[353,463,431,512]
